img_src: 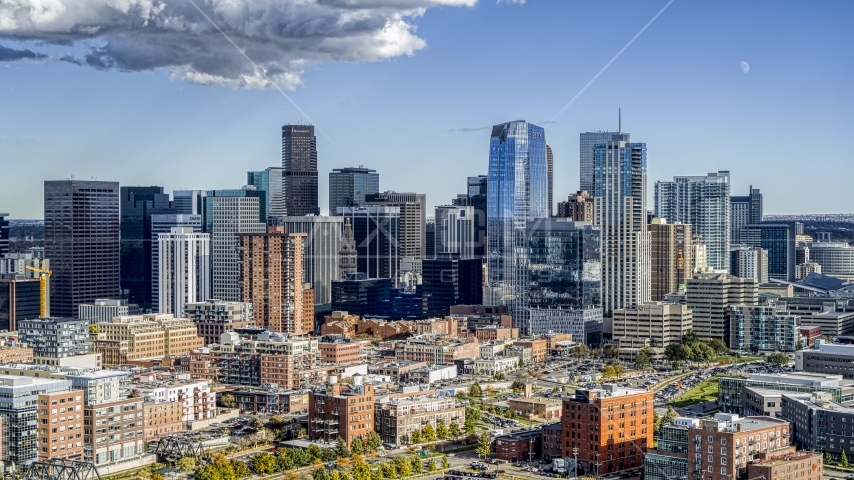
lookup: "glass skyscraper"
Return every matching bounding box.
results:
[579,131,629,192]
[282,124,319,216]
[247,167,285,218]
[329,167,379,213]
[486,120,547,325]
[730,186,763,245]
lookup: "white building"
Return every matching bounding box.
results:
[157,227,210,316]
[435,205,475,259]
[730,246,769,284]
[78,299,142,324]
[473,357,518,375]
[136,378,216,424]
[0,253,49,278]
[150,213,203,309]
[409,364,457,384]
[807,242,854,277]
[206,190,266,302]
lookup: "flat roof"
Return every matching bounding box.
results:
[733,416,788,432]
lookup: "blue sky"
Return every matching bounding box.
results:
[0,0,852,218]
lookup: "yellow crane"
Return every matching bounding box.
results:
[25,265,52,318]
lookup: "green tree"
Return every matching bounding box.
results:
[151,475,164,480]
[351,437,365,456]
[330,471,343,480]
[571,344,590,360]
[219,393,236,408]
[476,432,493,459]
[602,344,619,359]
[842,451,849,468]
[436,419,448,439]
[635,347,654,371]
[612,365,625,378]
[410,429,422,444]
[335,437,351,458]
[352,458,372,480]
[795,340,804,351]
[825,452,832,465]
[441,456,449,469]
[306,444,322,461]
[339,472,353,480]
[381,463,396,479]
[449,422,460,440]
[372,468,384,480]
[269,415,286,428]
[251,452,277,474]
[422,424,436,441]
[366,431,382,452]
[394,456,411,478]
[653,410,662,436]
[661,406,677,426]
[683,330,700,345]
[768,352,790,367]
[517,358,524,368]
[466,406,482,422]
[427,459,437,472]
[276,449,295,470]
[602,366,616,379]
[691,342,715,362]
[291,448,309,467]
[177,457,197,472]
[703,338,729,355]
[464,420,476,435]
[89,324,99,334]
[469,383,483,397]
[314,468,331,480]
[410,457,423,475]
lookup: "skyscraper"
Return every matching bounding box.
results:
[744,221,800,282]
[329,167,380,212]
[157,227,210,316]
[546,145,554,217]
[655,171,731,271]
[729,245,769,284]
[452,175,487,259]
[173,190,205,215]
[434,205,475,259]
[486,121,548,319]
[365,191,426,260]
[120,186,175,306]
[44,180,120,318]
[648,219,693,301]
[204,189,266,301]
[150,213,202,311]
[594,139,650,316]
[274,216,343,305]
[579,131,629,192]
[337,205,400,281]
[422,255,482,316]
[0,213,9,256]
[730,186,763,245]
[282,124,319,216]
[339,218,358,279]
[247,167,285,218]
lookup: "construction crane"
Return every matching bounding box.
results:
[25,265,52,318]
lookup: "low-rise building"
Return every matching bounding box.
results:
[474,326,517,342]
[799,326,822,349]
[374,393,464,447]
[541,423,562,461]
[394,337,480,364]
[308,379,374,446]
[742,387,784,418]
[210,331,320,388]
[781,391,854,458]
[408,364,457,384]
[495,429,542,462]
[718,372,854,415]
[185,299,254,346]
[135,376,216,424]
[504,346,532,366]
[38,390,85,461]
[370,361,428,382]
[748,452,823,480]
[515,339,548,362]
[0,346,34,363]
[613,302,692,359]
[473,357,518,376]
[318,335,361,366]
[83,397,144,467]
[796,341,854,379]
[415,317,459,337]
[509,397,561,420]
[91,314,205,364]
[230,388,309,414]
[142,401,184,440]
[19,317,91,358]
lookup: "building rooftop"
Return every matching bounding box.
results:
[745,372,844,387]
[750,451,821,466]
[496,429,542,441]
[0,374,68,387]
[730,416,788,432]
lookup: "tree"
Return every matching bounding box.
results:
[298,428,308,439]
[683,330,700,345]
[410,457,423,475]
[703,338,729,355]
[466,407,482,423]
[602,366,616,379]
[469,383,483,397]
[661,406,677,427]
[436,420,448,439]
[307,444,322,462]
[220,393,236,408]
[251,452,278,474]
[795,340,804,351]
[635,347,654,371]
[571,344,590,360]
[427,458,437,472]
[476,432,493,459]
[768,352,790,367]
[691,342,715,362]
[366,431,382,452]
[449,422,460,440]
[442,456,449,469]
[825,452,832,465]
[151,475,164,480]
[351,458,372,480]
[653,411,662,436]
[422,424,437,442]
[602,344,619,359]
[330,471,343,480]
[351,438,365,456]
[665,344,692,363]
[842,451,849,468]
[394,456,411,478]
[372,468,384,480]
[89,324,99,334]
[291,448,309,467]
[612,365,625,378]
[337,457,352,470]
[276,449,295,471]
[410,429,422,444]
[177,457,197,472]
[381,463,396,479]
[250,417,265,430]
[314,469,330,480]
[335,437,351,458]
[269,415,286,428]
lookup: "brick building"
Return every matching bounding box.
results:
[38,390,85,461]
[541,423,562,461]
[747,452,822,480]
[515,339,548,362]
[308,380,374,446]
[374,393,465,447]
[185,300,254,346]
[318,336,361,366]
[0,346,34,364]
[495,430,542,462]
[83,397,144,467]
[474,326,518,342]
[394,337,480,364]
[143,401,184,440]
[91,314,204,364]
[563,386,654,474]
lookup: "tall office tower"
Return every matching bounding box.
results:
[173,190,206,215]
[274,216,343,305]
[524,219,603,342]
[329,166,380,212]
[119,186,174,306]
[365,191,427,260]
[157,227,210,316]
[692,234,710,273]
[339,218,358,279]
[730,186,763,245]
[579,131,629,192]
[44,180,120,318]
[247,167,285,218]
[546,145,554,217]
[434,205,475,259]
[150,213,202,310]
[282,124,319,216]
[648,219,693,301]
[422,255,482,316]
[744,221,800,281]
[0,277,40,331]
[425,218,436,259]
[238,227,308,334]
[556,191,594,221]
[730,245,769,284]
[486,120,548,318]
[686,273,757,345]
[337,206,400,281]
[654,171,731,271]
[204,189,266,301]
[453,175,488,259]
[593,139,650,316]
[0,213,8,256]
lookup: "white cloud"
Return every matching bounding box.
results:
[0,0,477,88]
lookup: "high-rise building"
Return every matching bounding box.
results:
[523,219,602,338]
[425,218,436,259]
[120,187,176,306]
[730,186,762,245]
[157,227,210,316]
[556,191,594,222]
[331,274,392,317]
[339,218,358,280]
[654,171,731,271]
[613,302,693,358]
[0,277,41,331]
[593,139,650,316]
[686,273,757,344]
[329,166,380,212]
[729,246,769,284]
[204,189,266,301]
[486,120,548,314]
[237,227,308,335]
[806,242,854,277]
[247,167,285,218]
[282,124,319,216]
[365,191,427,260]
[337,206,400,281]
[37,389,85,461]
[273,216,343,306]
[173,190,205,215]
[744,221,801,282]
[45,180,120,318]
[422,255,482,316]
[546,145,554,217]
[452,175,488,259]
[648,219,693,301]
[0,213,8,256]
[579,131,629,192]
[150,213,203,309]
[434,205,475,259]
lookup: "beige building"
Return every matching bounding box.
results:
[0,346,34,364]
[508,397,561,420]
[648,219,692,301]
[143,401,184,441]
[613,302,693,358]
[374,394,464,447]
[91,314,205,365]
[473,357,518,375]
[687,273,757,343]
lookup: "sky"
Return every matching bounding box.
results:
[0,0,852,219]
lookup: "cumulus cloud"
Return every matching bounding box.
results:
[0,0,477,88]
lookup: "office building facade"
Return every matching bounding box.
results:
[329,167,380,212]
[274,216,343,305]
[120,186,175,306]
[0,375,73,466]
[331,275,392,317]
[434,205,475,259]
[78,299,141,325]
[365,191,426,261]
[579,131,629,193]
[655,171,731,271]
[282,125,319,216]
[744,222,801,281]
[247,167,285,218]
[0,213,8,256]
[730,304,798,352]
[649,219,693,301]
[687,273,757,345]
[172,190,205,215]
[157,227,210,316]
[150,213,203,310]
[337,206,400,281]
[730,186,762,245]
[613,302,693,358]
[806,242,854,277]
[729,246,769,284]
[45,180,120,318]
[452,175,488,259]
[0,278,40,331]
[422,255,482,316]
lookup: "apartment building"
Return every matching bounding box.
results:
[473,357,519,375]
[18,317,91,358]
[142,401,183,440]
[747,452,823,480]
[0,375,73,467]
[474,326,518,342]
[374,393,464,447]
[209,331,322,388]
[0,346,34,363]
[308,380,375,446]
[185,299,254,346]
[83,397,144,467]
[38,390,85,461]
[393,337,480,364]
[613,302,693,359]
[514,339,548,362]
[91,314,204,364]
[135,377,216,424]
[687,273,757,345]
[318,336,361,366]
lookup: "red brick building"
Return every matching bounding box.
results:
[309,381,375,446]
[515,339,548,362]
[799,326,822,348]
[38,390,85,461]
[495,430,542,462]
[319,340,361,365]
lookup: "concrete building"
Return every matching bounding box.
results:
[781,391,854,458]
[778,297,854,337]
[238,227,308,335]
[91,314,204,364]
[730,186,763,245]
[730,304,798,352]
[687,273,757,345]
[157,227,210,316]
[562,386,654,474]
[308,380,374,446]
[434,205,475,259]
[44,180,120,318]
[408,364,457,384]
[515,339,548,362]
[718,372,854,415]
[795,341,854,379]
[374,392,464,447]
[473,357,518,375]
[806,242,854,277]
[556,191,594,222]
[37,390,84,461]
[78,299,141,325]
[528,308,603,347]
[509,397,561,420]
[135,377,216,424]
[0,253,50,280]
[364,191,427,261]
[742,387,784,418]
[83,397,144,467]
[273,216,343,306]
[394,337,480,364]
[150,213,203,310]
[172,191,205,215]
[730,246,769,284]
[18,317,91,359]
[648,219,692,301]
[185,299,254,346]
[613,302,693,358]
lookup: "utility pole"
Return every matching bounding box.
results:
[572,446,579,480]
[594,453,603,480]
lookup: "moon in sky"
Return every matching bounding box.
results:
[740,61,750,73]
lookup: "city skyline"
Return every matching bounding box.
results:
[1,2,852,218]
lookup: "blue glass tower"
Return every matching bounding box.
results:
[486,120,547,322]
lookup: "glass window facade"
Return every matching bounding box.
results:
[719,376,842,414]
[247,167,285,218]
[329,167,380,213]
[645,453,688,480]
